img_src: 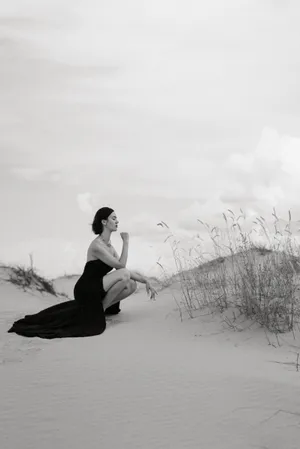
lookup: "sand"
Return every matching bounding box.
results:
[1,270,300,449]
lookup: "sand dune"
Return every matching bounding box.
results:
[1,268,300,449]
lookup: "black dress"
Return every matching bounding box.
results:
[8,259,121,339]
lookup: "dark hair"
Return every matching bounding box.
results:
[91,207,114,234]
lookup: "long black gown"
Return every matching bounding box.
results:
[7,259,121,339]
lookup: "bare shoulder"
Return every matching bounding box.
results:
[89,238,103,252]
[87,238,103,259]
[90,238,101,249]
[89,238,115,257]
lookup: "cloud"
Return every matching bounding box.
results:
[11,167,61,182]
[2,0,300,166]
[227,127,300,213]
[170,126,300,242]
[2,0,300,206]
[77,192,93,215]
[10,167,46,181]
[2,1,300,278]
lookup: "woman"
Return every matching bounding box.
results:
[8,207,157,339]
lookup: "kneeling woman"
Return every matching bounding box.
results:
[8,207,157,339]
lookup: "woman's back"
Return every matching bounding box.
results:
[74,259,113,305]
[81,259,113,279]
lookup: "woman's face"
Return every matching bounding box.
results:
[104,211,119,232]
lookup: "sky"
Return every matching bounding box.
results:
[1,0,300,279]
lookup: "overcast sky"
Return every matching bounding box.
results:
[1,0,300,278]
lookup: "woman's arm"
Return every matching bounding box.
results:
[129,270,148,284]
[93,243,126,269]
[129,270,158,300]
[119,240,129,267]
[112,233,129,267]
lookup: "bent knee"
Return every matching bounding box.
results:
[126,280,137,293]
[130,280,137,292]
[123,280,137,294]
[119,268,131,282]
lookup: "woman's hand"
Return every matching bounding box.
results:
[120,232,129,242]
[146,282,158,300]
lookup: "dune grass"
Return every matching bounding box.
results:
[8,264,57,296]
[5,254,58,296]
[158,208,300,333]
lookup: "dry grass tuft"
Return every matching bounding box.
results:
[8,265,57,296]
[157,208,300,333]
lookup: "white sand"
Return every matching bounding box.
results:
[1,271,300,449]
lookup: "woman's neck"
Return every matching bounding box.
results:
[99,229,111,243]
